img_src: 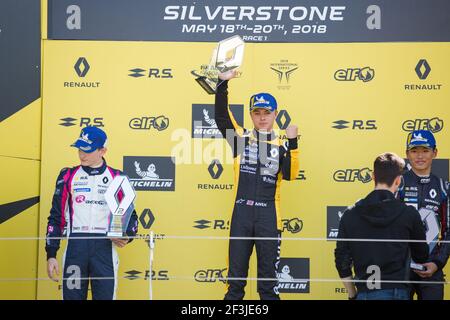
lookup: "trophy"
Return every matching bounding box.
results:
[410,207,439,271]
[191,35,245,94]
[104,175,136,237]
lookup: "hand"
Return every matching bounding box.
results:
[218,69,238,81]
[413,262,438,278]
[285,125,298,139]
[134,161,140,169]
[47,258,59,282]
[111,238,129,248]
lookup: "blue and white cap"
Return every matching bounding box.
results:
[71,126,107,153]
[406,130,436,150]
[249,93,277,112]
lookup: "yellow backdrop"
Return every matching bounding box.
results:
[31,40,449,299]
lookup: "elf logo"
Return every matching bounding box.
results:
[333,168,372,183]
[334,67,375,82]
[402,118,443,133]
[129,116,169,131]
[194,268,227,283]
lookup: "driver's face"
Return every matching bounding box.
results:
[78,148,106,167]
[250,109,277,131]
[406,146,436,172]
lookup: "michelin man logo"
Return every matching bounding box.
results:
[277,265,294,282]
[203,109,217,128]
[124,156,175,191]
[134,161,159,180]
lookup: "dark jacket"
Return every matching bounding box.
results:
[398,170,450,270]
[335,189,428,291]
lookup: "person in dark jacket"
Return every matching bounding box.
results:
[335,152,428,300]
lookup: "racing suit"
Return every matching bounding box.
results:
[215,80,299,300]
[45,160,138,300]
[398,169,449,299]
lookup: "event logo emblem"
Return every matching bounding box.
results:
[270,60,299,89]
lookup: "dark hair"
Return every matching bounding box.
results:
[373,152,405,186]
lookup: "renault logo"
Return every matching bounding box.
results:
[74,57,90,77]
[415,59,431,80]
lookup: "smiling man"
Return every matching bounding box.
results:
[398,129,450,300]
[45,126,138,300]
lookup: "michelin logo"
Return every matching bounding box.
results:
[132,161,172,188]
[124,157,175,191]
[276,265,308,291]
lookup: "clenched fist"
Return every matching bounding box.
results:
[285,125,298,139]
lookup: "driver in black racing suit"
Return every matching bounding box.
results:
[398,129,449,300]
[215,70,300,300]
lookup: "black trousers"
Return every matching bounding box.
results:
[224,201,281,300]
[410,269,445,300]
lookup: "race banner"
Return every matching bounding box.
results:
[47,0,450,42]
